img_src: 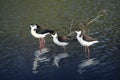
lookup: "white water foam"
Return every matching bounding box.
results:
[34,48,51,57]
[32,48,51,74]
[77,58,99,74]
[53,53,69,67]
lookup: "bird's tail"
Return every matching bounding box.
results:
[93,41,99,44]
[89,41,99,46]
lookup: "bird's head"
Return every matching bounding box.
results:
[51,32,58,38]
[75,28,82,35]
[30,24,40,31]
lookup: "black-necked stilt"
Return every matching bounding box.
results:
[75,28,99,59]
[30,24,54,52]
[50,32,73,52]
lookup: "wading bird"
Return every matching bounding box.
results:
[30,24,54,52]
[51,32,74,52]
[75,28,99,59]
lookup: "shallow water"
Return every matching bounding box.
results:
[0,0,120,80]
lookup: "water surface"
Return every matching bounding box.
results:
[0,0,120,80]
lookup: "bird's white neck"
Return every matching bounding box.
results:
[53,35,58,41]
[76,33,81,39]
[31,29,38,36]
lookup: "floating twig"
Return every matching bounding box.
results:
[69,19,74,34]
[85,9,111,27]
[67,9,110,36]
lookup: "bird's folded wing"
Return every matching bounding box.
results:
[82,33,97,41]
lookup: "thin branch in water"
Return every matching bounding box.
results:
[86,15,100,26]
[69,19,74,34]
[80,9,111,28]
[97,9,112,16]
[67,31,75,36]
[87,9,112,25]
[67,9,111,36]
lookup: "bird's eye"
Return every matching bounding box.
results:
[76,28,80,31]
[34,29,37,31]
[78,29,80,31]
[53,33,55,35]
[37,25,40,28]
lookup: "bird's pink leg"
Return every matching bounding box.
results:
[63,46,66,53]
[39,38,42,52]
[87,46,90,59]
[84,46,87,57]
[42,38,45,48]
[85,46,87,53]
[41,38,44,50]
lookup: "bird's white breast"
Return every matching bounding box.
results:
[53,37,68,46]
[77,36,98,46]
[31,30,48,38]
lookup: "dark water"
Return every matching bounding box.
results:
[0,0,120,80]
